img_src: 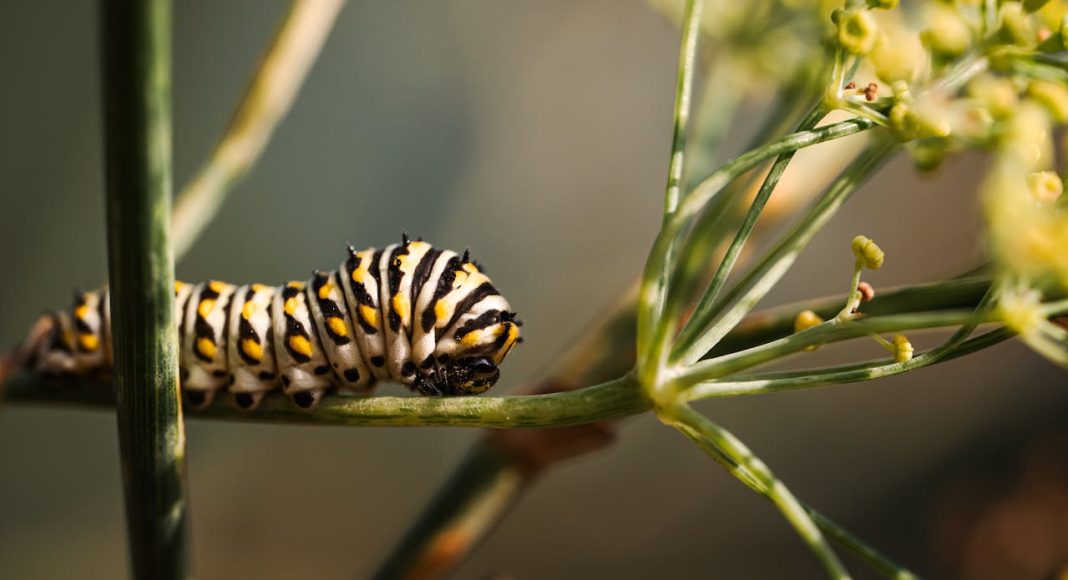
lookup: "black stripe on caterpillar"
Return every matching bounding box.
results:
[16,237,522,411]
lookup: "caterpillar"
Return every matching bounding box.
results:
[12,236,522,410]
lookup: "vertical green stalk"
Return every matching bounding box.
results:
[662,0,704,220]
[639,0,704,387]
[100,0,188,578]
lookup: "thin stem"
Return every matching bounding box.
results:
[679,309,986,386]
[3,374,648,428]
[638,118,878,383]
[809,509,919,580]
[713,276,993,355]
[672,136,897,365]
[640,0,705,389]
[836,260,865,322]
[666,405,850,579]
[675,107,826,354]
[684,328,1013,400]
[99,0,188,577]
[662,0,704,220]
[171,0,345,260]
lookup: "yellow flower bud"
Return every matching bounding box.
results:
[870,28,925,84]
[889,100,952,141]
[892,334,914,363]
[998,285,1045,336]
[967,74,1019,119]
[1002,102,1052,167]
[921,5,972,57]
[1000,3,1036,47]
[1027,171,1063,202]
[794,310,824,333]
[1028,79,1068,123]
[837,10,879,55]
[852,235,885,270]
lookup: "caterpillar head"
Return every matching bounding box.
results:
[422,310,522,396]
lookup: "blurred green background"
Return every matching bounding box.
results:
[2,1,1067,578]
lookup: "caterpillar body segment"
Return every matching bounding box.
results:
[16,239,521,410]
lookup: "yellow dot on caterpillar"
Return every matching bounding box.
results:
[288,335,313,357]
[392,294,410,321]
[209,280,227,293]
[241,300,257,320]
[79,333,99,352]
[326,316,348,337]
[241,338,263,361]
[452,270,469,289]
[197,299,216,319]
[74,303,91,321]
[434,301,451,325]
[460,329,484,348]
[175,281,186,293]
[284,297,297,316]
[287,280,305,290]
[359,304,378,328]
[318,279,334,300]
[250,283,268,292]
[196,336,217,359]
[463,262,479,274]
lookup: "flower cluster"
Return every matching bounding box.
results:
[823,0,1068,365]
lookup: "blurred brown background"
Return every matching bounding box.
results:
[2,1,1067,578]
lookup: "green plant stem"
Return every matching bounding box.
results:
[683,328,1013,400]
[3,374,647,428]
[672,136,897,365]
[713,276,993,355]
[171,0,345,260]
[679,309,988,386]
[676,107,826,351]
[808,509,919,580]
[642,0,705,388]
[665,404,851,579]
[662,0,704,220]
[99,0,187,577]
[638,117,877,386]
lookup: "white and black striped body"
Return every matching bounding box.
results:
[19,238,521,410]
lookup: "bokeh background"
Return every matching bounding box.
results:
[2,1,1067,578]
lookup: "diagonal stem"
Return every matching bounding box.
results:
[171,0,346,260]
[665,404,851,579]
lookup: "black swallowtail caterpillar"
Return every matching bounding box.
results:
[15,236,522,410]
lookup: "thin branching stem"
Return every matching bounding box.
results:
[662,0,704,220]
[641,0,705,388]
[683,328,1013,400]
[99,0,187,577]
[171,0,345,259]
[665,404,851,579]
[679,309,990,385]
[677,106,827,351]
[672,136,897,365]
[638,118,878,387]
